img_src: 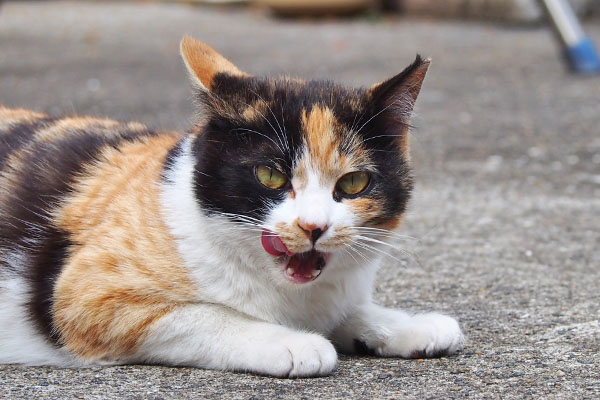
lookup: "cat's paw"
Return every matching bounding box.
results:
[378,313,465,358]
[250,332,337,378]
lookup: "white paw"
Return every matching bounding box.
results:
[251,332,337,378]
[378,313,465,358]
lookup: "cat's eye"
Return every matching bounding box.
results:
[256,165,288,190]
[337,171,370,196]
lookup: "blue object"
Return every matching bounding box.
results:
[565,37,600,74]
[539,0,600,75]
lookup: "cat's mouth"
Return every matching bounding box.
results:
[261,230,329,284]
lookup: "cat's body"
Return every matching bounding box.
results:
[0,37,464,377]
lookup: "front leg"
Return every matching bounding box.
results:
[332,303,465,358]
[128,303,337,377]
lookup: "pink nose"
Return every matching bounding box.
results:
[297,221,328,243]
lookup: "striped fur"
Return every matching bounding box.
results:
[0,38,464,375]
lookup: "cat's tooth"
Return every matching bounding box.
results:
[286,267,295,275]
[311,269,321,278]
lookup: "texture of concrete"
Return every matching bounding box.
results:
[0,1,599,398]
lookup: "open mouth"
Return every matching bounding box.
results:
[261,229,328,284]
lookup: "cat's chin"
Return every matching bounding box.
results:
[280,250,330,284]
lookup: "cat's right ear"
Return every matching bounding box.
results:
[368,55,431,122]
[367,55,431,159]
[180,36,247,91]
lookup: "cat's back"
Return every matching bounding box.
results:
[0,105,164,177]
[0,104,183,263]
[0,105,180,243]
[0,106,51,170]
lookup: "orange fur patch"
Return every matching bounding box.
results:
[297,105,352,187]
[180,36,247,91]
[53,134,197,360]
[399,126,411,161]
[347,197,383,221]
[373,215,402,231]
[241,100,268,122]
[302,106,339,173]
[0,106,47,127]
[275,221,312,254]
[34,117,120,143]
[297,105,375,189]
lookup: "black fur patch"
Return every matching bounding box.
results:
[161,136,185,181]
[28,227,72,344]
[409,347,455,359]
[0,117,55,169]
[353,339,377,356]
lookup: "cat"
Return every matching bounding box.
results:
[0,36,464,377]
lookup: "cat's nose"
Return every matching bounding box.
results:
[297,221,328,244]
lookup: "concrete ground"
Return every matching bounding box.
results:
[1,1,599,398]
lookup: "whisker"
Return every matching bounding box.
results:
[354,235,398,248]
[351,227,417,241]
[208,90,287,156]
[346,243,370,262]
[249,89,289,152]
[246,89,287,153]
[230,128,284,154]
[280,102,289,147]
[353,100,397,136]
[362,134,403,143]
[342,247,359,264]
[352,239,401,262]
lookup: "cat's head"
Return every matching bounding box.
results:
[180,37,429,286]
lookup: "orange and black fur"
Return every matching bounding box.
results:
[0,37,464,376]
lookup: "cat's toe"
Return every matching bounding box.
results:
[424,313,465,357]
[378,313,465,358]
[286,333,337,378]
[411,313,465,358]
[252,332,337,378]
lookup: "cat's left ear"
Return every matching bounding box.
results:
[180,36,248,91]
[368,55,431,157]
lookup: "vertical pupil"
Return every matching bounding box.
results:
[351,174,355,186]
[270,169,273,181]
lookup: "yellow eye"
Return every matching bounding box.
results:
[256,165,288,189]
[337,171,370,195]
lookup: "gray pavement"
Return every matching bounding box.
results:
[1,1,599,399]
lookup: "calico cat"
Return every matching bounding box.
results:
[0,37,464,377]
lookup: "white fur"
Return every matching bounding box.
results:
[332,304,465,357]
[0,258,78,366]
[130,304,337,377]
[141,135,465,376]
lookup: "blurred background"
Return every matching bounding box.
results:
[0,1,599,399]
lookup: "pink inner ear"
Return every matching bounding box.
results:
[262,229,294,256]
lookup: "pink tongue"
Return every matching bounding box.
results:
[261,230,294,257]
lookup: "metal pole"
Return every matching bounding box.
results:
[539,0,600,74]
